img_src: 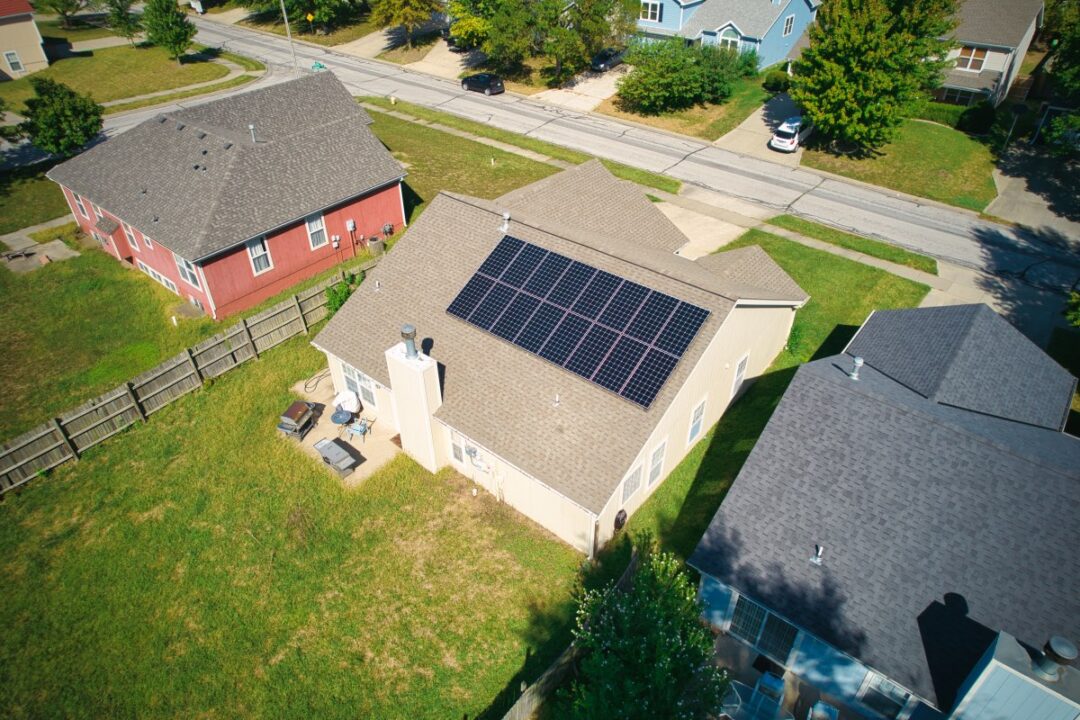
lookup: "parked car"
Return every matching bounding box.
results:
[590,48,625,72]
[461,73,505,96]
[768,116,813,153]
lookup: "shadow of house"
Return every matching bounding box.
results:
[917,594,999,712]
[993,147,1080,223]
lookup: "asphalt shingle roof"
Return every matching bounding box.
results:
[47,72,404,261]
[689,305,1080,710]
[952,0,1044,48]
[682,0,818,39]
[0,0,32,17]
[695,246,810,304]
[314,166,805,513]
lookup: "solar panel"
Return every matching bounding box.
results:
[446,235,710,409]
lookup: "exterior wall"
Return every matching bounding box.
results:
[201,182,404,317]
[594,304,797,549]
[0,14,47,80]
[756,0,817,69]
[951,642,1080,720]
[637,0,696,35]
[942,8,1039,107]
[326,352,398,429]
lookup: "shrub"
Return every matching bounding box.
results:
[763,69,790,93]
[618,39,750,114]
[957,101,997,134]
[910,99,965,128]
[325,280,353,317]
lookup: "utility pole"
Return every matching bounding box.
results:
[278,0,300,76]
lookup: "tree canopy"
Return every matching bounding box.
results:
[370,0,442,49]
[106,0,142,46]
[19,78,103,158]
[143,0,197,63]
[617,39,756,114]
[37,0,95,29]
[561,538,730,720]
[790,0,957,151]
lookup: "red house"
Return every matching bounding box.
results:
[47,72,406,318]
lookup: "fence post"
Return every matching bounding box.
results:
[53,418,79,461]
[241,317,259,358]
[126,383,147,422]
[293,293,308,334]
[186,348,203,384]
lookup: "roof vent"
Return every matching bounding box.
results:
[500,211,510,233]
[224,142,233,150]
[401,324,418,359]
[158,116,167,123]
[248,123,257,143]
[848,356,864,381]
[1033,636,1078,682]
[810,544,824,566]
[176,123,185,131]
[196,131,206,139]
[201,149,208,156]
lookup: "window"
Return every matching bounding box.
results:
[305,212,328,249]
[640,1,660,21]
[342,363,377,407]
[451,433,464,463]
[732,354,749,398]
[189,296,204,312]
[246,236,273,275]
[729,595,767,644]
[648,441,666,486]
[92,231,107,247]
[123,223,138,250]
[93,204,103,220]
[936,87,981,106]
[622,466,643,503]
[783,15,794,36]
[137,260,178,293]
[4,51,23,73]
[860,675,910,719]
[74,194,88,218]
[143,235,154,249]
[174,253,201,288]
[758,614,799,663]
[719,27,740,50]
[956,45,987,71]
[688,399,706,444]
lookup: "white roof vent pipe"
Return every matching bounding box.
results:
[810,544,824,565]
[500,212,510,233]
[401,324,418,359]
[1033,636,1078,682]
[248,123,257,143]
[849,356,864,381]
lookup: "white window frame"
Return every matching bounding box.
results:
[640,1,660,22]
[92,231,106,247]
[622,465,643,503]
[305,212,328,249]
[143,235,154,249]
[731,353,749,399]
[173,253,201,289]
[4,50,23,73]
[783,15,794,36]
[246,236,273,276]
[137,260,178,294]
[956,45,987,72]
[688,398,706,444]
[123,223,138,251]
[728,593,800,666]
[74,194,89,219]
[342,362,377,408]
[857,673,913,720]
[719,27,740,50]
[648,441,666,486]
[92,204,103,220]
[189,295,204,312]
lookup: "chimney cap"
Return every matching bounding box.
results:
[401,323,417,340]
[1047,636,1079,664]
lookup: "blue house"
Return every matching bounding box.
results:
[636,0,819,69]
[689,305,1080,720]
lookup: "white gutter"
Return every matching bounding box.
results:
[196,264,218,319]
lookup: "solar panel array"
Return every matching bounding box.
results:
[447,236,710,409]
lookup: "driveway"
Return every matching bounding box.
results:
[534,66,628,112]
[985,148,1080,242]
[714,92,802,167]
[406,39,485,81]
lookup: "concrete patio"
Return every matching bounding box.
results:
[287,371,401,487]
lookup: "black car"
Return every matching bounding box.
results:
[461,73,505,96]
[590,48,625,72]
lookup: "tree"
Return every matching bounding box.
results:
[370,0,442,49]
[19,78,103,157]
[562,537,730,720]
[1066,291,1080,328]
[239,0,360,32]
[790,0,957,152]
[482,0,531,70]
[447,0,490,48]
[106,0,142,46]
[574,0,637,56]
[617,39,748,114]
[37,0,95,29]
[143,0,197,63]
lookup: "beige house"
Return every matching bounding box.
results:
[313,162,807,556]
[0,0,47,81]
[936,0,1044,106]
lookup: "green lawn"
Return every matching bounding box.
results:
[106,74,258,114]
[239,10,380,46]
[0,45,229,113]
[767,214,939,275]
[0,335,581,719]
[801,121,999,212]
[377,32,440,64]
[36,16,117,43]
[595,73,772,141]
[361,96,682,194]
[0,161,70,234]
[615,230,931,559]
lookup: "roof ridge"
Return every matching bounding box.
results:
[811,357,1080,480]
[929,303,991,402]
[190,144,245,258]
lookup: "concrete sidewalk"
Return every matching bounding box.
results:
[100,56,254,109]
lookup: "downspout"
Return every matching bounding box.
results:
[196,264,218,319]
[397,178,408,228]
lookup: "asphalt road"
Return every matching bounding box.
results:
[106,17,1079,295]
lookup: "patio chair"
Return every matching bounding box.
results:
[344,417,374,443]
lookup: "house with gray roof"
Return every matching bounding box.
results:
[47,72,406,318]
[689,304,1080,720]
[312,161,807,555]
[936,0,1045,106]
[636,0,820,69]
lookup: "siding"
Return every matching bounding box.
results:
[0,14,47,80]
[202,182,404,317]
[637,0,695,34]
[756,0,817,68]
[953,664,1080,720]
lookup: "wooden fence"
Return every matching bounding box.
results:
[0,262,377,494]
[500,550,640,720]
